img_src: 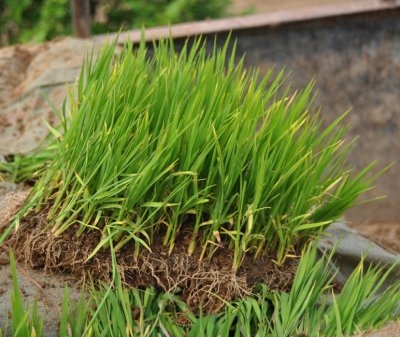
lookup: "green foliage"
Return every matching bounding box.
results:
[93,0,230,34]
[3,38,377,268]
[0,0,230,45]
[0,0,71,45]
[59,287,89,337]
[272,247,400,337]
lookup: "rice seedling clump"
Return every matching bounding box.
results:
[7,37,375,272]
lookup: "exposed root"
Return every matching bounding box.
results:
[5,212,298,314]
[123,252,250,312]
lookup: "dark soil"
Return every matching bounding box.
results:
[5,211,298,314]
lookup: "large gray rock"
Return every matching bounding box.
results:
[319,222,400,285]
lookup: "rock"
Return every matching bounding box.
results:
[318,222,400,286]
[0,37,97,155]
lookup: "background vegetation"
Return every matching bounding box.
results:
[0,0,230,46]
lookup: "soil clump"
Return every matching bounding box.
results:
[4,208,298,314]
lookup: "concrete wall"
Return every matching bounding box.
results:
[169,11,400,224]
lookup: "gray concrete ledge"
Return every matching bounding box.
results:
[95,0,400,43]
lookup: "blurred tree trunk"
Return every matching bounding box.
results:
[71,0,91,38]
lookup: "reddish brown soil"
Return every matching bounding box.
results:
[4,211,298,314]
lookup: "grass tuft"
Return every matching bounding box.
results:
[3,37,377,268]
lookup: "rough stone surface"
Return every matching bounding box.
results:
[0,37,95,155]
[0,255,82,337]
[320,222,400,337]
